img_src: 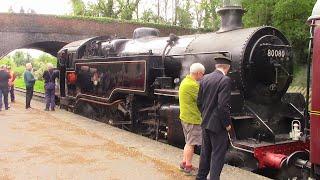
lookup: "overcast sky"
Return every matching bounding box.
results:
[0,0,76,15]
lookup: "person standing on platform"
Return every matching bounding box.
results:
[179,63,205,176]
[196,55,232,180]
[0,65,10,111]
[7,66,16,103]
[42,63,58,111]
[24,63,36,109]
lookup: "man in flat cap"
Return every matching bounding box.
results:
[196,55,232,180]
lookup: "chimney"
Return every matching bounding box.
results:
[216,2,245,33]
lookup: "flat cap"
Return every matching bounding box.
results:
[214,54,232,65]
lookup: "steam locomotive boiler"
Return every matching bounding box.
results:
[57,4,310,179]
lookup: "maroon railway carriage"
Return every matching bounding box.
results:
[308,0,320,178]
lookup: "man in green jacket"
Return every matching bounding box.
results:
[179,63,205,176]
[24,63,36,109]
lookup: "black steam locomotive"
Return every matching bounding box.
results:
[57,5,309,179]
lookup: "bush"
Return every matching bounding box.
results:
[13,66,26,78]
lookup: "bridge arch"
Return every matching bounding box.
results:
[0,13,195,59]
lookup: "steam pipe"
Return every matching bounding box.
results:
[305,20,315,135]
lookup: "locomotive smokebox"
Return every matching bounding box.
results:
[216,0,245,33]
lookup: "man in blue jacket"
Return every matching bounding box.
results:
[42,63,59,111]
[24,63,36,109]
[196,55,232,180]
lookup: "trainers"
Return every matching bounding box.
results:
[44,108,49,111]
[183,165,198,176]
[179,162,186,171]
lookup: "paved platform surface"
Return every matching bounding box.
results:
[0,95,269,180]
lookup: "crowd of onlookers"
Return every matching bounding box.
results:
[0,62,58,111]
[0,65,16,111]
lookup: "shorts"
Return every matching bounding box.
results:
[181,121,202,146]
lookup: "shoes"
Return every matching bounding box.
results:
[44,108,49,111]
[179,162,186,171]
[183,165,198,176]
[51,108,55,111]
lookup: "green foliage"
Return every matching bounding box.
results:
[0,51,57,82]
[0,56,15,68]
[58,15,197,34]
[200,0,220,30]
[14,66,25,78]
[241,0,316,64]
[242,0,277,27]
[15,77,45,93]
[141,9,158,23]
[116,0,140,20]
[176,0,193,28]
[71,0,86,16]
[86,0,116,18]
[11,51,32,67]
[272,0,315,63]
[292,64,307,87]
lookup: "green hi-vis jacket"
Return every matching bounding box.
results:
[178,75,202,125]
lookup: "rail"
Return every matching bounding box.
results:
[15,87,45,101]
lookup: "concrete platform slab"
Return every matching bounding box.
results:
[0,95,269,180]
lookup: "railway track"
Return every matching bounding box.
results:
[15,87,45,102]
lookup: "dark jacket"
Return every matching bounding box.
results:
[0,69,10,89]
[42,70,59,83]
[197,70,232,133]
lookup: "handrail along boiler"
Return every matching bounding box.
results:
[56,2,317,179]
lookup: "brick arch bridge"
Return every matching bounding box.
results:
[0,13,195,58]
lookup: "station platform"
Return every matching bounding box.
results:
[0,94,269,179]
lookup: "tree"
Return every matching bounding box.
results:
[0,57,15,68]
[116,0,140,20]
[12,51,26,67]
[176,0,193,28]
[19,7,25,13]
[242,0,277,27]
[8,6,14,13]
[86,0,116,18]
[200,0,220,30]
[141,9,157,23]
[272,0,315,63]
[71,0,86,16]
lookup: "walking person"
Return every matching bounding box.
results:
[196,55,232,180]
[0,65,10,111]
[178,63,205,176]
[42,63,58,111]
[7,66,16,103]
[24,63,36,109]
